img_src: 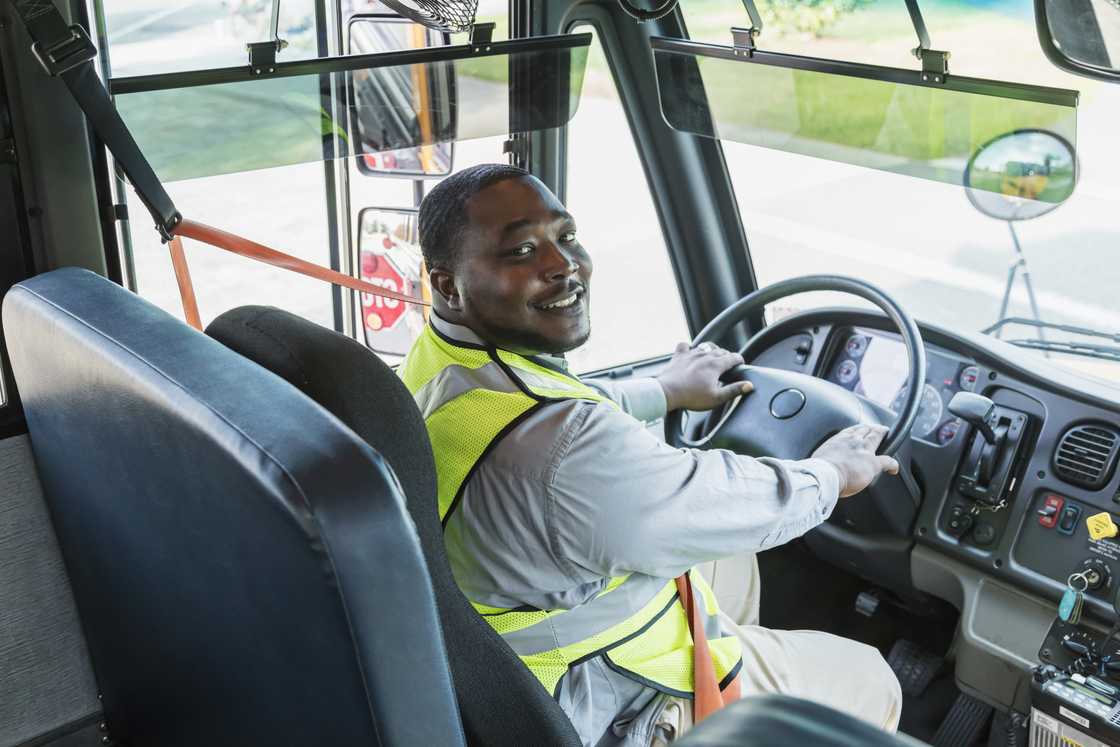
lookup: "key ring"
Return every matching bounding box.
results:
[1068,572,1090,592]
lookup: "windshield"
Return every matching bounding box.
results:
[681,0,1120,381]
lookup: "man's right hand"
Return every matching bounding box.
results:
[811,424,900,498]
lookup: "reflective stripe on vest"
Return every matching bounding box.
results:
[399,324,743,697]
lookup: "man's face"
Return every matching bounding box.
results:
[441,175,592,355]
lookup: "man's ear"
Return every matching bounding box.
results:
[429,266,462,310]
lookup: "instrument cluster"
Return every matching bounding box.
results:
[826,328,980,445]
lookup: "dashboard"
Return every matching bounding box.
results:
[747,309,1120,625]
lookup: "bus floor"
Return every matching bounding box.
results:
[756,538,985,745]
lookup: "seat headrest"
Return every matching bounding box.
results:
[205,305,440,546]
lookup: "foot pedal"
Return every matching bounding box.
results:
[887,639,943,697]
[931,692,992,747]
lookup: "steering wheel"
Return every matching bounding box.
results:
[665,275,926,461]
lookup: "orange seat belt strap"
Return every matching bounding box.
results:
[675,572,741,723]
[166,218,429,331]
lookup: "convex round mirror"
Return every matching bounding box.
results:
[964,129,1077,221]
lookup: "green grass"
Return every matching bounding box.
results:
[116,79,331,182]
[663,49,1074,192]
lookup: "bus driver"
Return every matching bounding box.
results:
[398,164,903,746]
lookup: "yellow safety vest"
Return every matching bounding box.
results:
[399,324,743,698]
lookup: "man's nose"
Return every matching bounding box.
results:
[541,243,579,281]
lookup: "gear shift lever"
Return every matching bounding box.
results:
[948,392,999,445]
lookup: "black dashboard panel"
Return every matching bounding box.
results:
[746,308,1120,624]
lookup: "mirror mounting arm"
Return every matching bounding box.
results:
[730,0,762,55]
[919,49,950,84]
[730,26,757,55]
[904,0,949,83]
[247,0,288,75]
[470,22,496,48]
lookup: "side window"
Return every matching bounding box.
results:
[112,1,514,337]
[104,0,343,331]
[564,27,690,373]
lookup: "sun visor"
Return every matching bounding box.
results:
[652,37,1079,202]
[110,34,590,182]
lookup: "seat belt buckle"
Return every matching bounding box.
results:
[31,25,97,77]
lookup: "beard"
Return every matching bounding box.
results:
[470,313,591,356]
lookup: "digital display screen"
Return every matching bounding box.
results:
[856,334,909,411]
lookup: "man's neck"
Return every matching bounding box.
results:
[428,313,569,371]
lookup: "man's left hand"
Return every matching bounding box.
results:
[657,342,754,412]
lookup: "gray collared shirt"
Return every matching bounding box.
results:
[429,315,841,746]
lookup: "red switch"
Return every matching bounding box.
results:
[1038,494,1064,528]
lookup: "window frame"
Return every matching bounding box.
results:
[521,0,764,348]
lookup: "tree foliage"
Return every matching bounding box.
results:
[755,0,874,37]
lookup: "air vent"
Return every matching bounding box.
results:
[1053,423,1120,490]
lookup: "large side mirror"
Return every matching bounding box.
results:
[1036,0,1120,82]
[346,13,454,177]
[357,207,428,357]
[964,128,1077,337]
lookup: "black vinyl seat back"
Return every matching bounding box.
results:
[2,269,464,747]
[206,305,582,747]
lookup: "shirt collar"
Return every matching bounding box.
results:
[429,313,571,373]
[430,312,487,348]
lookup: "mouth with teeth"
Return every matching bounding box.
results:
[533,287,587,315]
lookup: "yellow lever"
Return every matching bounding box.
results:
[1087,512,1119,541]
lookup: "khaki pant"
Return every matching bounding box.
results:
[651,555,903,744]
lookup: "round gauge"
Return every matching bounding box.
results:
[959,365,980,392]
[914,385,944,437]
[892,383,944,438]
[836,359,859,385]
[845,334,868,358]
[937,418,962,445]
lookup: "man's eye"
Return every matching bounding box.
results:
[560,231,577,243]
[509,245,533,257]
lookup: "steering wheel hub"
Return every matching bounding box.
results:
[770,389,807,419]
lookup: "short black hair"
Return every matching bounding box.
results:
[418,163,530,270]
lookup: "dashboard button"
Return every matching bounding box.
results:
[947,513,974,537]
[1058,505,1082,535]
[973,521,996,546]
[1039,495,1064,528]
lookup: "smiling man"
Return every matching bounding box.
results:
[398,164,902,746]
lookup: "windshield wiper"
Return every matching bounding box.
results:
[983,317,1120,362]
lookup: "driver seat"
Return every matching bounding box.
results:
[206,305,583,747]
[205,305,928,747]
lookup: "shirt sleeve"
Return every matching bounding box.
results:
[547,401,841,582]
[583,377,667,424]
